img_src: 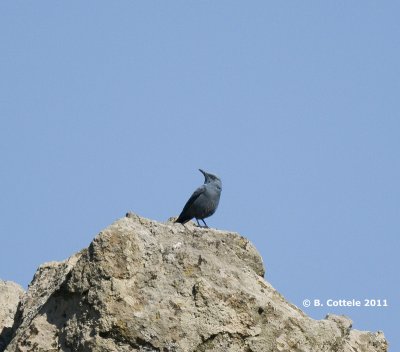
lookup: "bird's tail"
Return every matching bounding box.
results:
[174,214,189,224]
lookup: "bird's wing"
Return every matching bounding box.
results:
[179,185,206,216]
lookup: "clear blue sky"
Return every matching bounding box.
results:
[1,1,398,349]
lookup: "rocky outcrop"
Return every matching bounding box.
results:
[1,213,388,351]
[0,281,24,350]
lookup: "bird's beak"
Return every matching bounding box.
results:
[199,169,209,182]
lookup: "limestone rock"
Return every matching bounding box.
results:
[0,281,24,350]
[3,213,388,351]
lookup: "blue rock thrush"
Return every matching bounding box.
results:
[175,169,222,228]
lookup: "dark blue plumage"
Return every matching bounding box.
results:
[175,169,222,227]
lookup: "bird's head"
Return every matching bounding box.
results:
[199,169,222,189]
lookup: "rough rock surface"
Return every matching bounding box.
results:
[0,281,24,350]
[2,213,387,351]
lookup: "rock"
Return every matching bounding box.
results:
[0,281,24,351]
[3,213,388,351]
[3,255,82,352]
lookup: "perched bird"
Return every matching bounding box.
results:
[175,169,222,228]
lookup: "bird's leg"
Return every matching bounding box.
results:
[201,219,209,228]
[195,218,201,227]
